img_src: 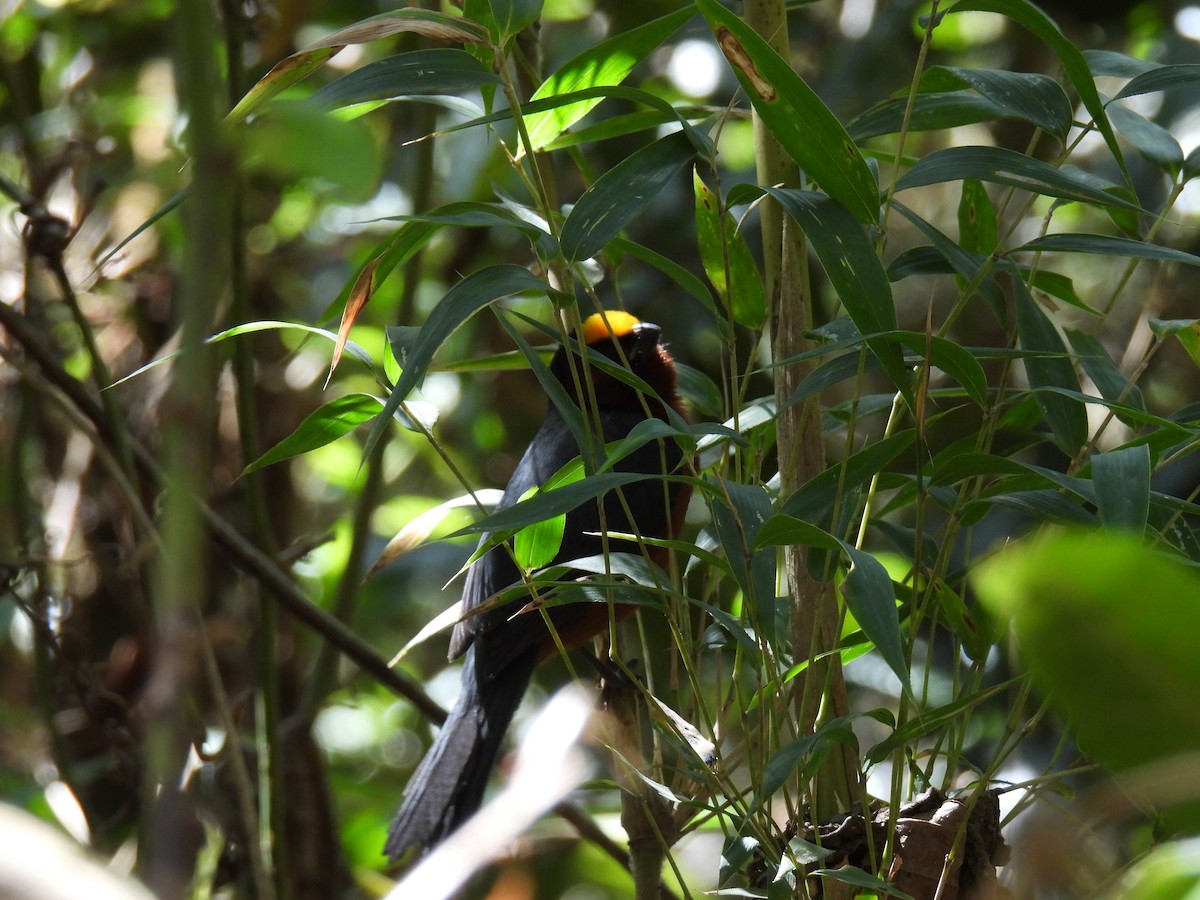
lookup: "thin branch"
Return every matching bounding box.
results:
[0,298,447,725]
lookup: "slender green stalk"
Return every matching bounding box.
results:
[141,1,228,894]
[218,6,284,895]
[743,0,857,825]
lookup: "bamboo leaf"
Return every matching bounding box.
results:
[849,92,1012,141]
[309,49,499,109]
[1150,318,1200,370]
[958,179,997,255]
[108,321,379,389]
[934,66,1073,138]
[865,681,1015,763]
[1019,233,1200,267]
[364,266,551,460]
[525,7,694,149]
[227,9,488,123]
[371,490,505,578]
[730,185,910,397]
[694,172,766,329]
[842,545,909,694]
[560,130,698,263]
[695,0,879,223]
[1012,275,1088,454]
[1091,444,1150,533]
[1115,63,1200,100]
[975,532,1200,771]
[1083,48,1160,78]
[448,472,649,536]
[779,431,917,522]
[897,146,1140,211]
[609,237,721,323]
[711,479,778,646]
[947,0,1130,185]
[1105,99,1182,172]
[1065,328,1146,418]
[246,393,383,475]
[326,258,380,388]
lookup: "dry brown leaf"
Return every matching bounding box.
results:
[325,256,380,389]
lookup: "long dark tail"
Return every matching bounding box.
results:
[385,647,535,860]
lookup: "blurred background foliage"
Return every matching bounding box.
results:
[4,0,1200,897]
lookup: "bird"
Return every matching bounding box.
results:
[385,309,691,861]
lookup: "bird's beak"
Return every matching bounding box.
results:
[629,322,662,361]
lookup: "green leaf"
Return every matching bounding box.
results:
[843,546,909,694]
[787,350,881,408]
[759,716,859,802]
[560,129,698,263]
[389,199,556,258]
[1019,233,1200,268]
[1012,274,1088,455]
[364,266,551,460]
[694,0,879,223]
[748,187,895,332]
[947,0,1130,186]
[1083,48,1160,78]
[1028,268,1089,313]
[958,179,997,256]
[694,172,766,330]
[323,220,441,324]
[711,479,778,647]
[760,732,822,801]
[812,867,915,900]
[729,185,910,398]
[675,362,723,418]
[933,578,998,662]
[896,146,1140,211]
[865,681,1015,763]
[1112,840,1200,899]
[755,515,843,554]
[1105,99,1183,172]
[609,237,721,324]
[108,321,379,389]
[226,10,488,123]
[309,49,499,109]
[436,83,708,148]
[893,202,1005,316]
[245,393,388,474]
[934,66,1073,138]
[754,515,909,693]
[488,0,543,44]
[450,471,650,536]
[849,92,1012,141]
[1150,318,1200,370]
[513,465,581,569]
[1065,328,1146,418]
[493,313,593,467]
[524,7,693,150]
[779,430,917,522]
[781,327,987,408]
[390,201,547,234]
[543,108,691,150]
[1115,63,1200,100]
[595,418,692,476]
[974,531,1200,771]
[1091,444,1150,533]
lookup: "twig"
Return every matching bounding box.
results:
[0,298,446,724]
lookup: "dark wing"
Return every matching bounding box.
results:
[448,404,682,670]
[448,407,585,660]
